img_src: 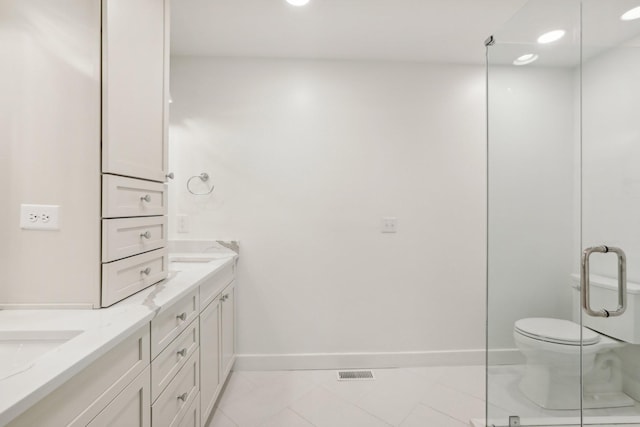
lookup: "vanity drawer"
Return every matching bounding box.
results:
[103,174,167,218]
[199,261,235,309]
[102,216,167,262]
[152,351,200,427]
[152,319,199,402]
[102,248,168,307]
[152,290,199,358]
[177,394,200,427]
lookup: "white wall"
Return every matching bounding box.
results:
[168,57,487,367]
[487,66,577,351]
[0,1,101,307]
[582,44,640,283]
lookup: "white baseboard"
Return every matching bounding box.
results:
[234,349,494,371]
[487,348,524,365]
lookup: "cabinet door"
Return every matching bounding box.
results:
[87,366,151,427]
[220,282,236,379]
[102,0,168,182]
[199,300,220,425]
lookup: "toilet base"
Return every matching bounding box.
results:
[583,392,634,409]
[518,351,634,410]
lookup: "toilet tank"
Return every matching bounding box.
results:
[571,274,640,344]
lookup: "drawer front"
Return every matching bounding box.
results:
[102,248,168,307]
[199,262,235,309]
[86,366,151,427]
[152,290,199,358]
[152,319,199,402]
[103,174,167,218]
[102,216,167,262]
[177,393,200,427]
[152,351,200,427]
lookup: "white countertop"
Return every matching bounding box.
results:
[0,250,237,427]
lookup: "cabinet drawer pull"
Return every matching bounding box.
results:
[140,267,151,276]
[221,294,229,302]
[140,231,151,239]
[166,172,175,180]
[177,392,188,402]
[177,348,187,357]
[140,194,151,202]
[176,312,187,321]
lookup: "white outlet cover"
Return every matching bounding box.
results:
[381,217,398,233]
[20,204,61,230]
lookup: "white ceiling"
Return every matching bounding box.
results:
[170,0,529,64]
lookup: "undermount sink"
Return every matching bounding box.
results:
[169,254,226,263]
[0,330,83,380]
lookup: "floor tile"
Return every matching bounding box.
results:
[240,370,288,389]
[350,369,433,425]
[218,372,257,407]
[216,365,640,427]
[259,408,315,427]
[435,365,485,400]
[291,386,391,427]
[419,380,486,423]
[209,409,238,427]
[400,404,468,427]
[221,373,316,427]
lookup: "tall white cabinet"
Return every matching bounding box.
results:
[1,0,170,308]
[102,0,169,182]
[100,0,170,307]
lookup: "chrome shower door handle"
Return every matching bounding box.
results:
[581,245,627,318]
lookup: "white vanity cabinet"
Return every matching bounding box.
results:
[7,325,151,427]
[4,259,237,426]
[220,282,236,382]
[148,260,236,427]
[199,298,221,425]
[198,262,237,425]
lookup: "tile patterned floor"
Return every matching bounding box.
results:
[208,365,484,427]
[206,365,640,427]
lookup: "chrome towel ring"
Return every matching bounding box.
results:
[187,172,215,195]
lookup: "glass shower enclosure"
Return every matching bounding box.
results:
[486,0,640,425]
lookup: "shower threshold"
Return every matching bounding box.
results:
[470,415,640,427]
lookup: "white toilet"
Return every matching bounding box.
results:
[514,317,630,409]
[513,274,639,410]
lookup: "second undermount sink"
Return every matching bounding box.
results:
[169,254,228,263]
[0,330,83,380]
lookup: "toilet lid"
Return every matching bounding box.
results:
[515,318,600,346]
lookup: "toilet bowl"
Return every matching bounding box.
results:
[514,317,633,410]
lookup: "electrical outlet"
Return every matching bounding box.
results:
[381,217,398,233]
[20,204,61,230]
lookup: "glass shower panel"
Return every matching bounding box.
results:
[486,1,582,425]
[580,0,640,424]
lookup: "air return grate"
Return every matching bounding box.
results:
[337,370,375,381]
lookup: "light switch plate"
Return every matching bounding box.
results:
[177,214,189,233]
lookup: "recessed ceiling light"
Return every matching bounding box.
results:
[286,0,310,6]
[537,29,566,44]
[513,53,539,66]
[621,6,640,21]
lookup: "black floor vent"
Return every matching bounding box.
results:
[337,370,375,381]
